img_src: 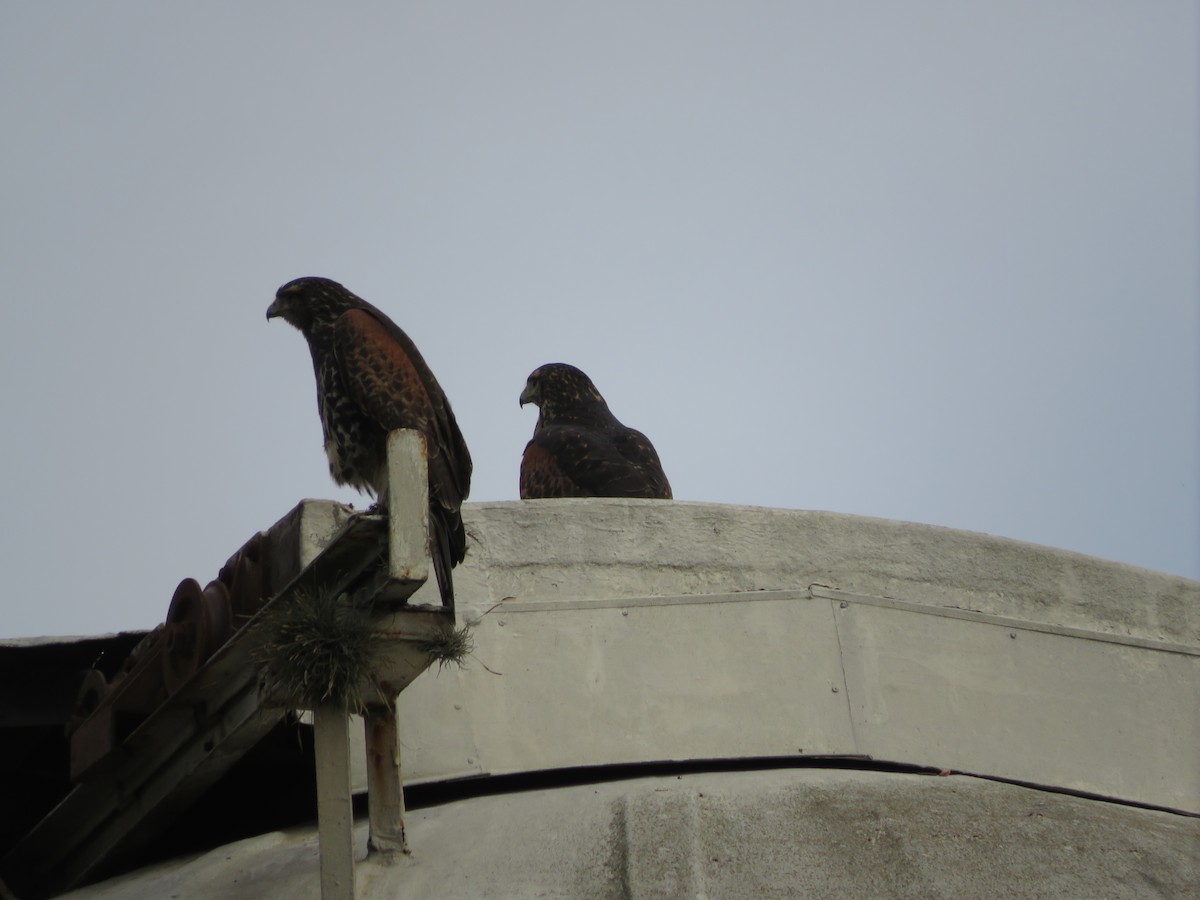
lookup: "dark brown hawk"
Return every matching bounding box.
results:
[519,363,672,500]
[267,276,472,605]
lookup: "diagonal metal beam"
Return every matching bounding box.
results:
[2,504,445,898]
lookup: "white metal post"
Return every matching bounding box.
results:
[386,429,429,589]
[313,701,356,900]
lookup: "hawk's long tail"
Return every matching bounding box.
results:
[429,506,459,607]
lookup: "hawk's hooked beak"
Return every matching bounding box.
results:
[519,383,537,408]
[266,298,283,321]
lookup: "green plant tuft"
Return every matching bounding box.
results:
[256,590,387,712]
[418,624,475,672]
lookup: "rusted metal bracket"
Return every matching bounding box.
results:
[364,701,408,858]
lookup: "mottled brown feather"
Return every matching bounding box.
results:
[519,439,585,499]
[268,277,472,605]
[519,363,671,500]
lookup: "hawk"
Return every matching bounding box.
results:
[519,363,672,500]
[267,276,472,606]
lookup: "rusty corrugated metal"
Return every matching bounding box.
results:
[65,529,275,783]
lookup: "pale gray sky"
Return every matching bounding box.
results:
[2,2,1197,637]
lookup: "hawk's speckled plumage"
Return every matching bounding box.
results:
[268,276,472,605]
[519,363,672,500]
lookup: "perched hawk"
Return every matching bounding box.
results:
[519,363,672,500]
[267,276,472,605]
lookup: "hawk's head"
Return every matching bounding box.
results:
[520,363,610,425]
[267,276,358,334]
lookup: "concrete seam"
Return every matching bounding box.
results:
[614,794,633,900]
[688,791,707,899]
[494,589,812,614]
[811,587,1200,657]
[829,595,861,755]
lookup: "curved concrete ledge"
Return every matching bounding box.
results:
[66,770,1200,899]
[389,500,1199,812]
[452,500,1198,645]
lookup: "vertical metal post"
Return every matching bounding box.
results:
[313,701,356,899]
[386,430,430,589]
[356,428,428,861]
[365,699,408,859]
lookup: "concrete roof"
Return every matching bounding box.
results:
[387,500,1199,813]
[65,769,1199,900]
[55,500,1200,896]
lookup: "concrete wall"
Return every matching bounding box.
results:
[67,500,1200,899]
[387,500,1199,812]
